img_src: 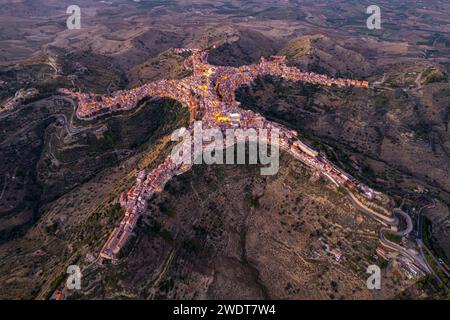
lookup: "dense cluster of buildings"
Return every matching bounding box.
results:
[60,50,368,122]
[2,88,39,111]
[67,48,378,261]
[100,155,193,260]
[59,78,200,120]
[260,116,378,201]
[214,55,368,105]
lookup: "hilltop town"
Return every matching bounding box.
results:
[58,49,427,280]
[60,49,367,121]
[1,0,449,301]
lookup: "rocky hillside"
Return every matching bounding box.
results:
[278,35,374,78]
[62,152,406,300]
[208,28,281,67]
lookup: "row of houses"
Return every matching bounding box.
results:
[100,156,181,261]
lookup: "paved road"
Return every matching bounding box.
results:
[345,187,430,272]
[379,226,430,273]
[393,208,414,237]
[416,198,450,280]
[345,189,397,226]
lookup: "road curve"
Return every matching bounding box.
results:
[346,188,397,225]
[346,186,429,272]
[392,208,414,237]
[379,208,430,272]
